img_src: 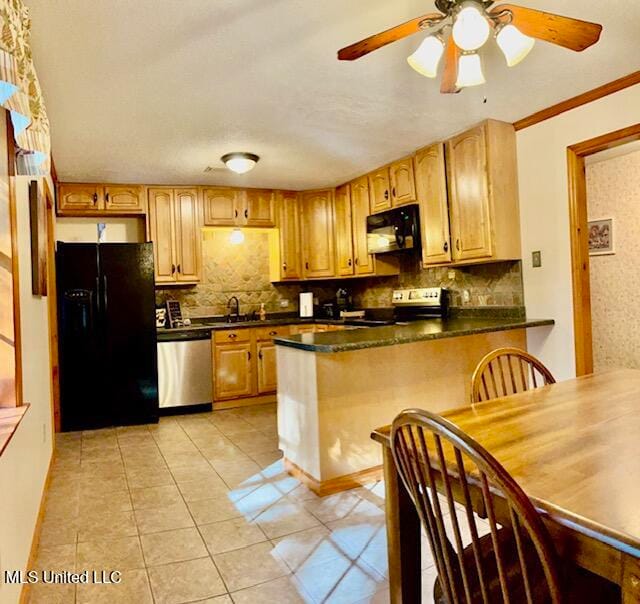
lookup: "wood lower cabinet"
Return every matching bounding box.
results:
[415,143,452,266]
[257,341,277,394]
[58,183,145,215]
[277,191,302,280]
[334,184,354,277]
[368,168,392,213]
[147,187,202,285]
[389,157,416,206]
[446,120,520,263]
[301,189,335,279]
[214,341,255,400]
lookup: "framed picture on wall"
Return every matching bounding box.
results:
[29,180,47,295]
[588,217,614,256]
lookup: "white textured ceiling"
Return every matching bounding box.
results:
[25,0,640,190]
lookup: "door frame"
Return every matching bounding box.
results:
[567,123,640,376]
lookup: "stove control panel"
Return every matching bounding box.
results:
[392,288,445,306]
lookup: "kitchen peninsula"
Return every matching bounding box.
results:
[274,314,554,495]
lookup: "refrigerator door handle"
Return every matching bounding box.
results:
[103,275,108,318]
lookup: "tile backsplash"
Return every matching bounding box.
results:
[156,229,524,316]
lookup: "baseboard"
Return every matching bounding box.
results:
[20,446,55,604]
[213,393,276,410]
[284,458,383,497]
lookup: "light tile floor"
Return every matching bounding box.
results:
[29,403,484,604]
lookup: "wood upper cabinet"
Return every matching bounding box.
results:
[414,144,452,266]
[301,189,335,279]
[446,119,520,263]
[334,184,354,277]
[203,187,239,226]
[58,184,102,213]
[147,187,202,285]
[214,341,255,400]
[58,183,145,215]
[389,157,416,206]
[257,341,277,394]
[243,189,275,227]
[447,125,492,261]
[368,169,392,213]
[104,185,145,213]
[350,176,375,276]
[277,191,302,280]
[173,189,202,283]
[147,188,176,284]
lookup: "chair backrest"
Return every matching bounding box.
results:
[391,409,563,604]
[471,347,556,404]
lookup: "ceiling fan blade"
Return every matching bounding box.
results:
[337,13,443,61]
[489,4,602,51]
[440,37,460,94]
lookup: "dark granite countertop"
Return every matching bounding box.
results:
[272,317,555,353]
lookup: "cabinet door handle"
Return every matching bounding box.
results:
[92,193,98,205]
[258,350,263,360]
[235,209,238,218]
[269,330,277,336]
[282,262,287,272]
[247,351,251,361]
[355,258,359,266]
[105,192,110,203]
[244,209,248,219]
[171,264,176,274]
[228,333,237,339]
[456,239,460,251]
[384,190,389,200]
[305,261,309,270]
[392,187,396,198]
[348,258,352,267]
[177,264,181,273]
[443,241,449,253]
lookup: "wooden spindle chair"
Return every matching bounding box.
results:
[471,347,556,404]
[391,409,620,603]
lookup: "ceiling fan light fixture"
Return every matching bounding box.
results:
[496,23,535,67]
[221,152,260,174]
[407,34,445,78]
[456,52,486,88]
[452,2,490,51]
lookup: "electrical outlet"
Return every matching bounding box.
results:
[280,300,289,308]
[447,270,456,280]
[532,250,542,268]
[462,290,470,304]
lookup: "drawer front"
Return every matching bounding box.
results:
[255,325,290,341]
[213,328,252,344]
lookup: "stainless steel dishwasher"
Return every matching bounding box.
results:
[157,333,212,408]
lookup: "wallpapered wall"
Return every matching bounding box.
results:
[586,148,640,371]
[156,228,524,317]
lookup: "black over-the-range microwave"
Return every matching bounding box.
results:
[366,204,421,254]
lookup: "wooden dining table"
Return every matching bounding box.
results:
[371,368,640,603]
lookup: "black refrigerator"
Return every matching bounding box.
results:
[57,242,159,431]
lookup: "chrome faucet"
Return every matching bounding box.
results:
[227,296,240,322]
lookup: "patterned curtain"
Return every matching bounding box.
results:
[0,0,50,174]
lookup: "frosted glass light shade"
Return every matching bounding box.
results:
[452,3,490,51]
[230,228,245,244]
[407,35,445,78]
[496,24,535,67]
[456,53,486,88]
[221,152,259,174]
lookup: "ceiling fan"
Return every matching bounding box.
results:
[337,1,603,93]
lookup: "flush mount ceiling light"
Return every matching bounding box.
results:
[221,152,260,174]
[338,1,602,94]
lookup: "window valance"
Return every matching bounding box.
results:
[0,0,50,174]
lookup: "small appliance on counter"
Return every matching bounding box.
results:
[336,288,353,312]
[156,308,167,328]
[299,292,314,318]
[367,204,421,254]
[166,299,184,328]
[392,287,449,322]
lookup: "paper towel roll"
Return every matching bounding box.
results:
[299,292,314,318]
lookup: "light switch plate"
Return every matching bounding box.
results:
[532,250,542,268]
